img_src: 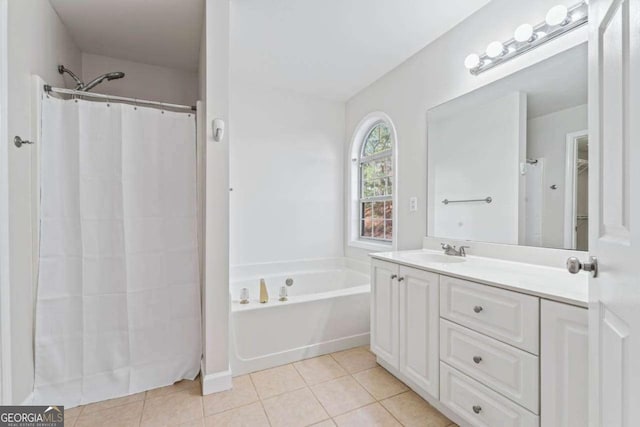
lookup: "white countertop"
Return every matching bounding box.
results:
[370,250,588,308]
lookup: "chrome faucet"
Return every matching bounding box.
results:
[441,243,470,257]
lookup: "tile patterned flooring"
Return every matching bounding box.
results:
[63,346,457,427]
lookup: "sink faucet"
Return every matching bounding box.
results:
[441,243,470,257]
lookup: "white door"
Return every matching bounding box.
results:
[370,259,399,369]
[588,0,640,425]
[540,300,588,427]
[398,266,439,397]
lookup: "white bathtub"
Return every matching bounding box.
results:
[229,258,370,375]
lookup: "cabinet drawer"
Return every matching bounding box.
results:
[440,362,539,427]
[440,276,539,354]
[440,319,539,413]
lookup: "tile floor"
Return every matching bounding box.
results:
[63,346,457,427]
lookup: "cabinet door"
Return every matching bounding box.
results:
[370,259,400,369]
[399,266,439,397]
[541,300,588,427]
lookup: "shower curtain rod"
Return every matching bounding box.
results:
[44,85,196,112]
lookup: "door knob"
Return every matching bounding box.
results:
[390,274,397,280]
[566,256,598,278]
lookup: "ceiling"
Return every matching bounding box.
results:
[50,0,204,71]
[231,0,491,101]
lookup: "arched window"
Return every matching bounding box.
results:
[359,122,393,242]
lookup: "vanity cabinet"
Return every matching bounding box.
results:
[370,259,440,398]
[399,266,439,397]
[540,300,588,427]
[370,259,400,369]
[369,256,588,427]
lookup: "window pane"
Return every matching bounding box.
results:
[377,178,385,196]
[385,177,393,196]
[384,157,393,176]
[362,180,374,198]
[361,218,372,237]
[373,220,384,238]
[384,201,393,220]
[385,220,393,240]
[373,201,384,219]
[379,125,391,151]
[362,202,372,219]
[362,123,391,157]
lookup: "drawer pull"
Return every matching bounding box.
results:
[398,277,405,282]
[473,356,482,364]
[390,274,398,279]
[472,405,482,414]
[473,305,483,313]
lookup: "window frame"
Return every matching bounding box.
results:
[347,113,397,252]
[358,122,393,243]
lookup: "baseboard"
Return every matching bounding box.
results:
[230,333,369,376]
[200,362,232,395]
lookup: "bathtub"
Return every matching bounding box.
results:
[229,258,370,375]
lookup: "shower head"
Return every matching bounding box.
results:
[57,64,125,92]
[81,71,126,92]
[105,72,125,81]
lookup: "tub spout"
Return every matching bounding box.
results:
[259,279,269,303]
[279,286,288,302]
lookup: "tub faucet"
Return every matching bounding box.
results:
[441,243,469,257]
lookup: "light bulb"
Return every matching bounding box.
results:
[486,41,505,58]
[514,23,535,42]
[464,53,481,69]
[546,5,569,26]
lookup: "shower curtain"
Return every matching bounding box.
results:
[33,97,201,407]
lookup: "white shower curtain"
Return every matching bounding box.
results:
[33,97,201,407]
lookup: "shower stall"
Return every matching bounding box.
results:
[28,74,203,408]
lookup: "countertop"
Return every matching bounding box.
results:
[370,250,588,308]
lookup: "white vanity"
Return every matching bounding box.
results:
[363,38,592,426]
[369,248,588,427]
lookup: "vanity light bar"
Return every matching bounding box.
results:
[465,1,588,75]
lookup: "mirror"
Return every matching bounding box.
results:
[427,43,588,250]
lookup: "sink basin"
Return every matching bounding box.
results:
[402,253,467,264]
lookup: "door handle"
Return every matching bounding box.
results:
[390,274,397,280]
[566,256,598,278]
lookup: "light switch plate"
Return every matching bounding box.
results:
[409,197,418,212]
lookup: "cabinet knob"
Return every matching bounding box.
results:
[473,305,483,313]
[390,274,398,280]
[473,356,482,364]
[472,405,482,414]
[398,277,404,282]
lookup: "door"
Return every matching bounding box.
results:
[370,259,399,369]
[541,300,588,427]
[588,0,640,425]
[399,266,439,397]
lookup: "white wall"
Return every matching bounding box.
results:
[429,92,525,244]
[7,0,82,404]
[527,104,588,248]
[81,53,198,105]
[229,82,345,266]
[202,0,231,394]
[344,0,586,260]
